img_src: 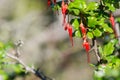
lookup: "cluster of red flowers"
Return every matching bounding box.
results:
[48,0,92,63]
[46,1,118,63]
[80,22,91,63]
[61,0,73,46]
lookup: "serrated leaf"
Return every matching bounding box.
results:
[75,30,81,38]
[106,3,115,11]
[103,24,113,33]
[103,42,115,56]
[68,8,80,16]
[93,29,102,37]
[88,17,98,27]
[110,39,118,45]
[68,0,86,10]
[72,9,80,15]
[87,32,93,39]
[86,2,98,11]
[98,18,105,26]
[72,19,79,30]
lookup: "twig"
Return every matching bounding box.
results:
[14,40,24,57]
[6,53,53,80]
[93,38,101,62]
[89,38,101,62]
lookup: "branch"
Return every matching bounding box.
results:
[89,38,101,62]
[6,53,53,80]
[93,39,101,62]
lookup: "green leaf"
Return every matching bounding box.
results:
[69,8,80,15]
[88,17,98,27]
[52,4,60,11]
[87,32,94,39]
[68,0,86,11]
[0,70,8,80]
[86,2,98,11]
[93,29,102,37]
[103,42,115,56]
[4,41,14,50]
[98,46,103,55]
[72,19,80,30]
[72,9,80,15]
[75,30,81,38]
[110,39,118,45]
[116,18,120,23]
[106,3,115,11]
[97,18,105,26]
[0,50,5,57]
[12,64,24,73]
[103,24,113,33]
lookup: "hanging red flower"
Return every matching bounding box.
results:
[47,0,51,7]
[83,39,90,63]
[61,0,68,25]
[109,13,115,27]
[80,23,86,35]
[66,23,74,46]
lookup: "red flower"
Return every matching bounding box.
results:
[80,23,87,39]
[64,23,69,31]
[109,13,118,37]
[83,39,90,52]
[110,14,115,27]
[80,23,86,35]
[83,39,90,63]
[67,23,74,46]
[61,1,68,15]
[47,0,51,7]
[61,1,68,25]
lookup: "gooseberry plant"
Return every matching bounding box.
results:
[48,0,120,79]
[0,0,120,80]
